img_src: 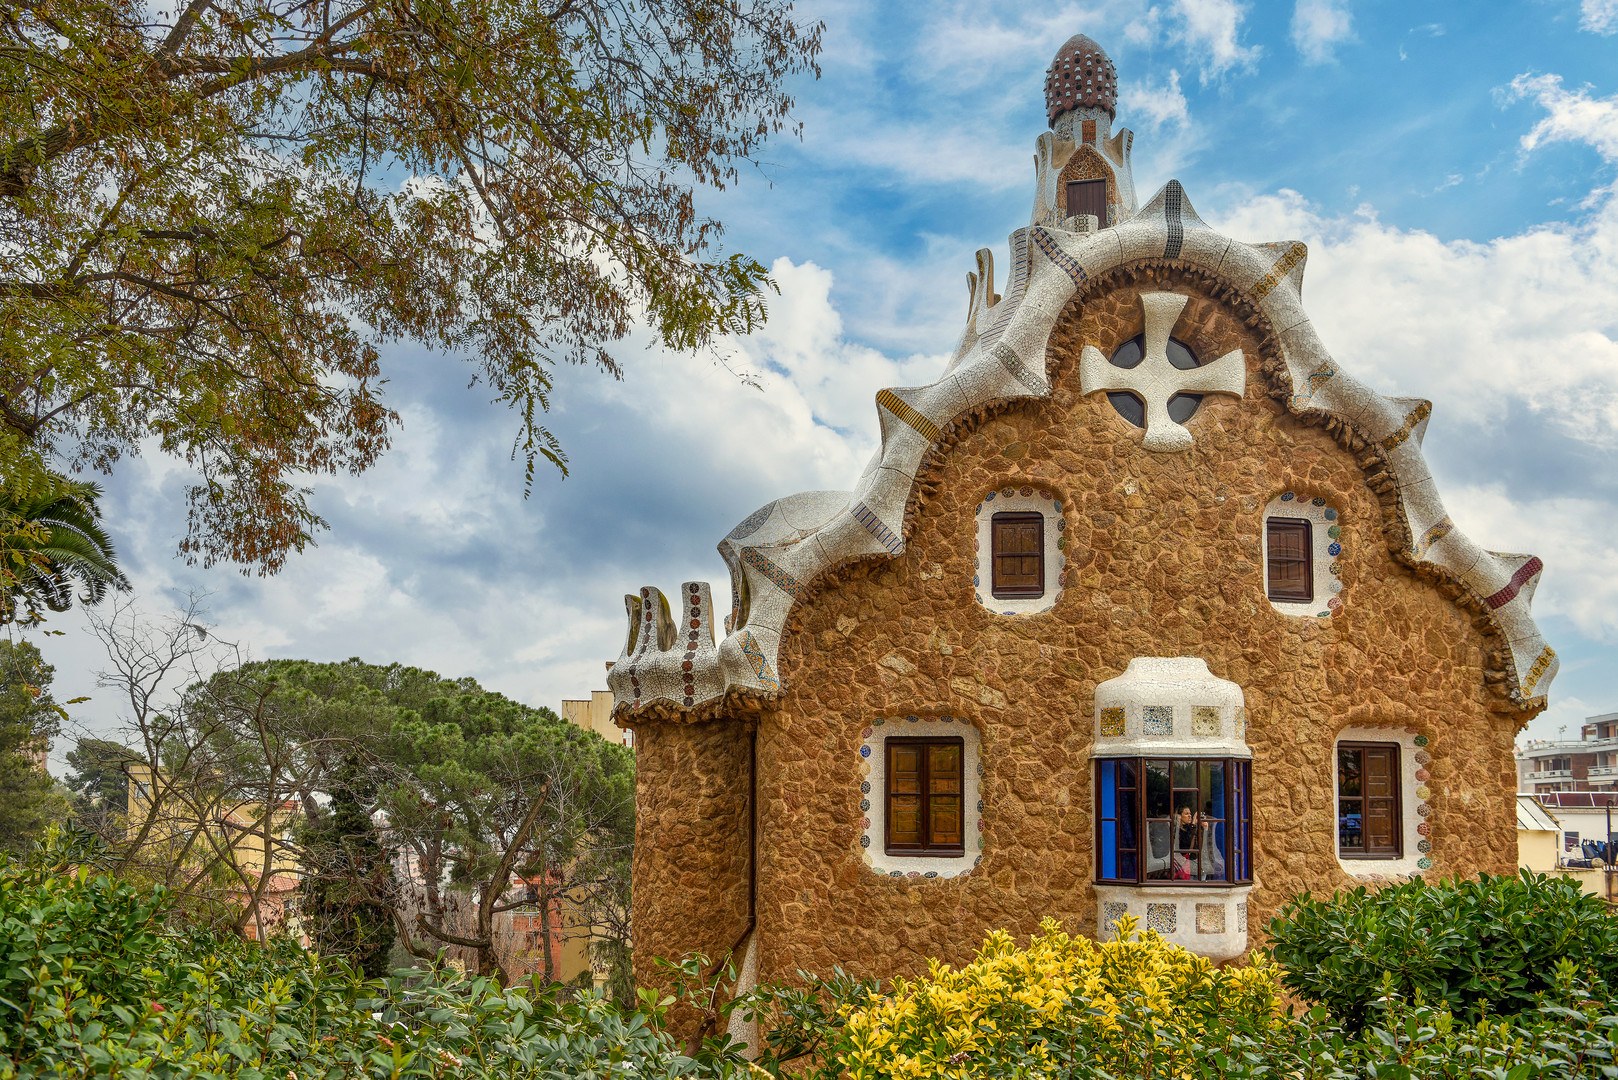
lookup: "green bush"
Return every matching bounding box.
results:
[0,831,751,1078]
[1266,869,1618,1028]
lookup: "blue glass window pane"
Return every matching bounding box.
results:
[1101,821,1118,878]
[1100,760,1116,818]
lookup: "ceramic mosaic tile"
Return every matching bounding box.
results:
[1102,901,1129,930]
[1146,903,1177,934]
[1237,902,1248,933]
[1195,903,1225,935]
[1192,706,1220,737]
[1099,706,1126,737]
[1236,706,1248,735]
[1143,705,1174,736]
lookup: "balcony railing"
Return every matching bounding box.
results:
[1589,765,1618,779]
[1535,768,1574,779]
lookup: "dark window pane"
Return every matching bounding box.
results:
[1109,336,1144,369]
[1173,760,1196,789]
[1146,820,1172,879]
[1146,761,1171,817]
[1338,747,1362,797]
[1108,391,1146,428]
[1167,392,1202,423]
[1166,337,1200,370]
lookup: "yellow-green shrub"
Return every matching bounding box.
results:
[836,916,1281,1080]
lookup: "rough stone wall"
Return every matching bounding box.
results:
[630,717,753,999]
[752,269,1520,986]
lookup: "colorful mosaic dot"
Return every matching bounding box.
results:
[1192,706,1220,737]
[861,781,871,794]
[1196,903,1226,935]
[1146,903,1178,934]
[1143,705,1174,736]
[1417,839,1431,854]
[1324,508,1338,520]
[1100,706,1126,737]
[1312,496,1327,507]
[860,835,871,848]
[1417,856,1434,870]
[1417,821,1431,836]
[860,798,870,812]
[1416,785,1431,800]
[1281,492,1295,501]
[1103,900,1129,930]
[859,745,871,758]
[1414,734,1429,747]
[1328,542,1342,556]
[873,718,886,727]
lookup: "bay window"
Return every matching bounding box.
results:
[1095,757,1252,885]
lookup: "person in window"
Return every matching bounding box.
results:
[1171,804,1200,879]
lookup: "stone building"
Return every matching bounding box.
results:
[604,33,1558,998]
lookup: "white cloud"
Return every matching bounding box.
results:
[1169,0,1261,81]
[1122,68,1190,127]
[1510,73,1618,164]
[1290,0,1354,64]
[1581,0,1618,35]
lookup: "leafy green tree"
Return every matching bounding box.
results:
[0,639,68,852]
[0,474,126,626]
[1,0,821,575]
[300,754,395,977]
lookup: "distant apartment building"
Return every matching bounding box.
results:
[1518,712,1618,793]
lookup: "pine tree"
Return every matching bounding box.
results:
[301,757,395,978]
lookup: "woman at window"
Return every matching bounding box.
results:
[1172,804,1200,879]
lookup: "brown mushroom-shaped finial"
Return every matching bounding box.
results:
[1043,34,1118,126]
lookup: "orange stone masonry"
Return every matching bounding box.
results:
[628,266,1524,992]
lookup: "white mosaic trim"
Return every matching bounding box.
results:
[972,488,1067,616]
[858,716,983,880]
[1095,883,1253,963]
[1334,725,1433,879]
[1263,492,1344,619]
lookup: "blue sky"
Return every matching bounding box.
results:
[34,0,1618,764]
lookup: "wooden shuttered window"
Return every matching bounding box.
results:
[1065,179,1108,222]
[1338,743,1402,857]
[885,737,965,856]
[1266,517,1313,602]
[991,512,1044,599]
